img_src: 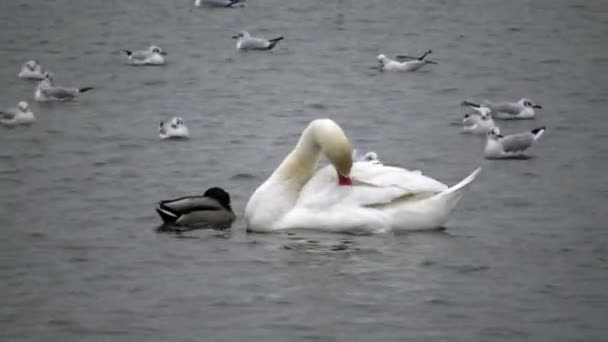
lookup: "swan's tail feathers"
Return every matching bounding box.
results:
[123,50,132,56]
[431,167,481,210]
[531,126,546,141]
[155,205,179,224]
[448,167,481,194]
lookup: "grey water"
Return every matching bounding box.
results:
[1,0,607,341]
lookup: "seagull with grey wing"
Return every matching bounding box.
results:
[34,72,93,102]
[232,31,284,51]
[377,50,437,72]
[460,101,496,135]
[464,98,542,120]
[194,0,246,8]
[0,101,35,126]
[123,45,166,65]
[18,60,47,80]
[484,126,546,159]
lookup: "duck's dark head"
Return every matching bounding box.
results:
[204,187,232,210]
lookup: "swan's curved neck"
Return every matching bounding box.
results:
[273,123,322,187]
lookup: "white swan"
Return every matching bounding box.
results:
[245,119,481,233]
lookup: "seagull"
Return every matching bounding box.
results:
[352,150,382,164]
[123,45,167,65]
[377,50,437,72]
[18,60,47,80]
[484,126,546,159]
[232,31,284,51]
[159,117,190,140]
[463,112,496,135]
[194,0,246,8]
[34,73,93,102]
[464,98,542,120]
[0,101,35,126]
[461,102,496,135]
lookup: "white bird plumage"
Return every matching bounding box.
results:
[123,46,167,65]
[0,101,35,126]
[245,119,481,233]
[484,126,546,159]
[194,0,246,8]
[159,117,190,140]
[462,106,496,135]
[232,31,284,51]
[377,51,437,72]
[34,73,93,102]
[18,60,47,80]
[463,98,542,120]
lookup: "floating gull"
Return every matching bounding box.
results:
[464,98,542,120]
[159,117,190,140]
[34,73,93,102]
[352,150,381,164]
[18,60,47,80]
[194,0,246,8]
[232,31,284,51]
[377,50,437,72]
[484,126,546,159]
[123,45,166,65]
[460,102,496,135]
[0,101,35,126]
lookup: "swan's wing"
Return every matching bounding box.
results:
[352,162,447,192]
[296,162,448,210]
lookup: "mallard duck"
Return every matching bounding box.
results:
[156,187,236,228]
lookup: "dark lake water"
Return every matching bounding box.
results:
[1,0,607,341]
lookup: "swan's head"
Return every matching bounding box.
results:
[204,187,232,210]
[309,119,353,184]
[519,98,542,109]
[232,31,250,40]
[17,101,29,112]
